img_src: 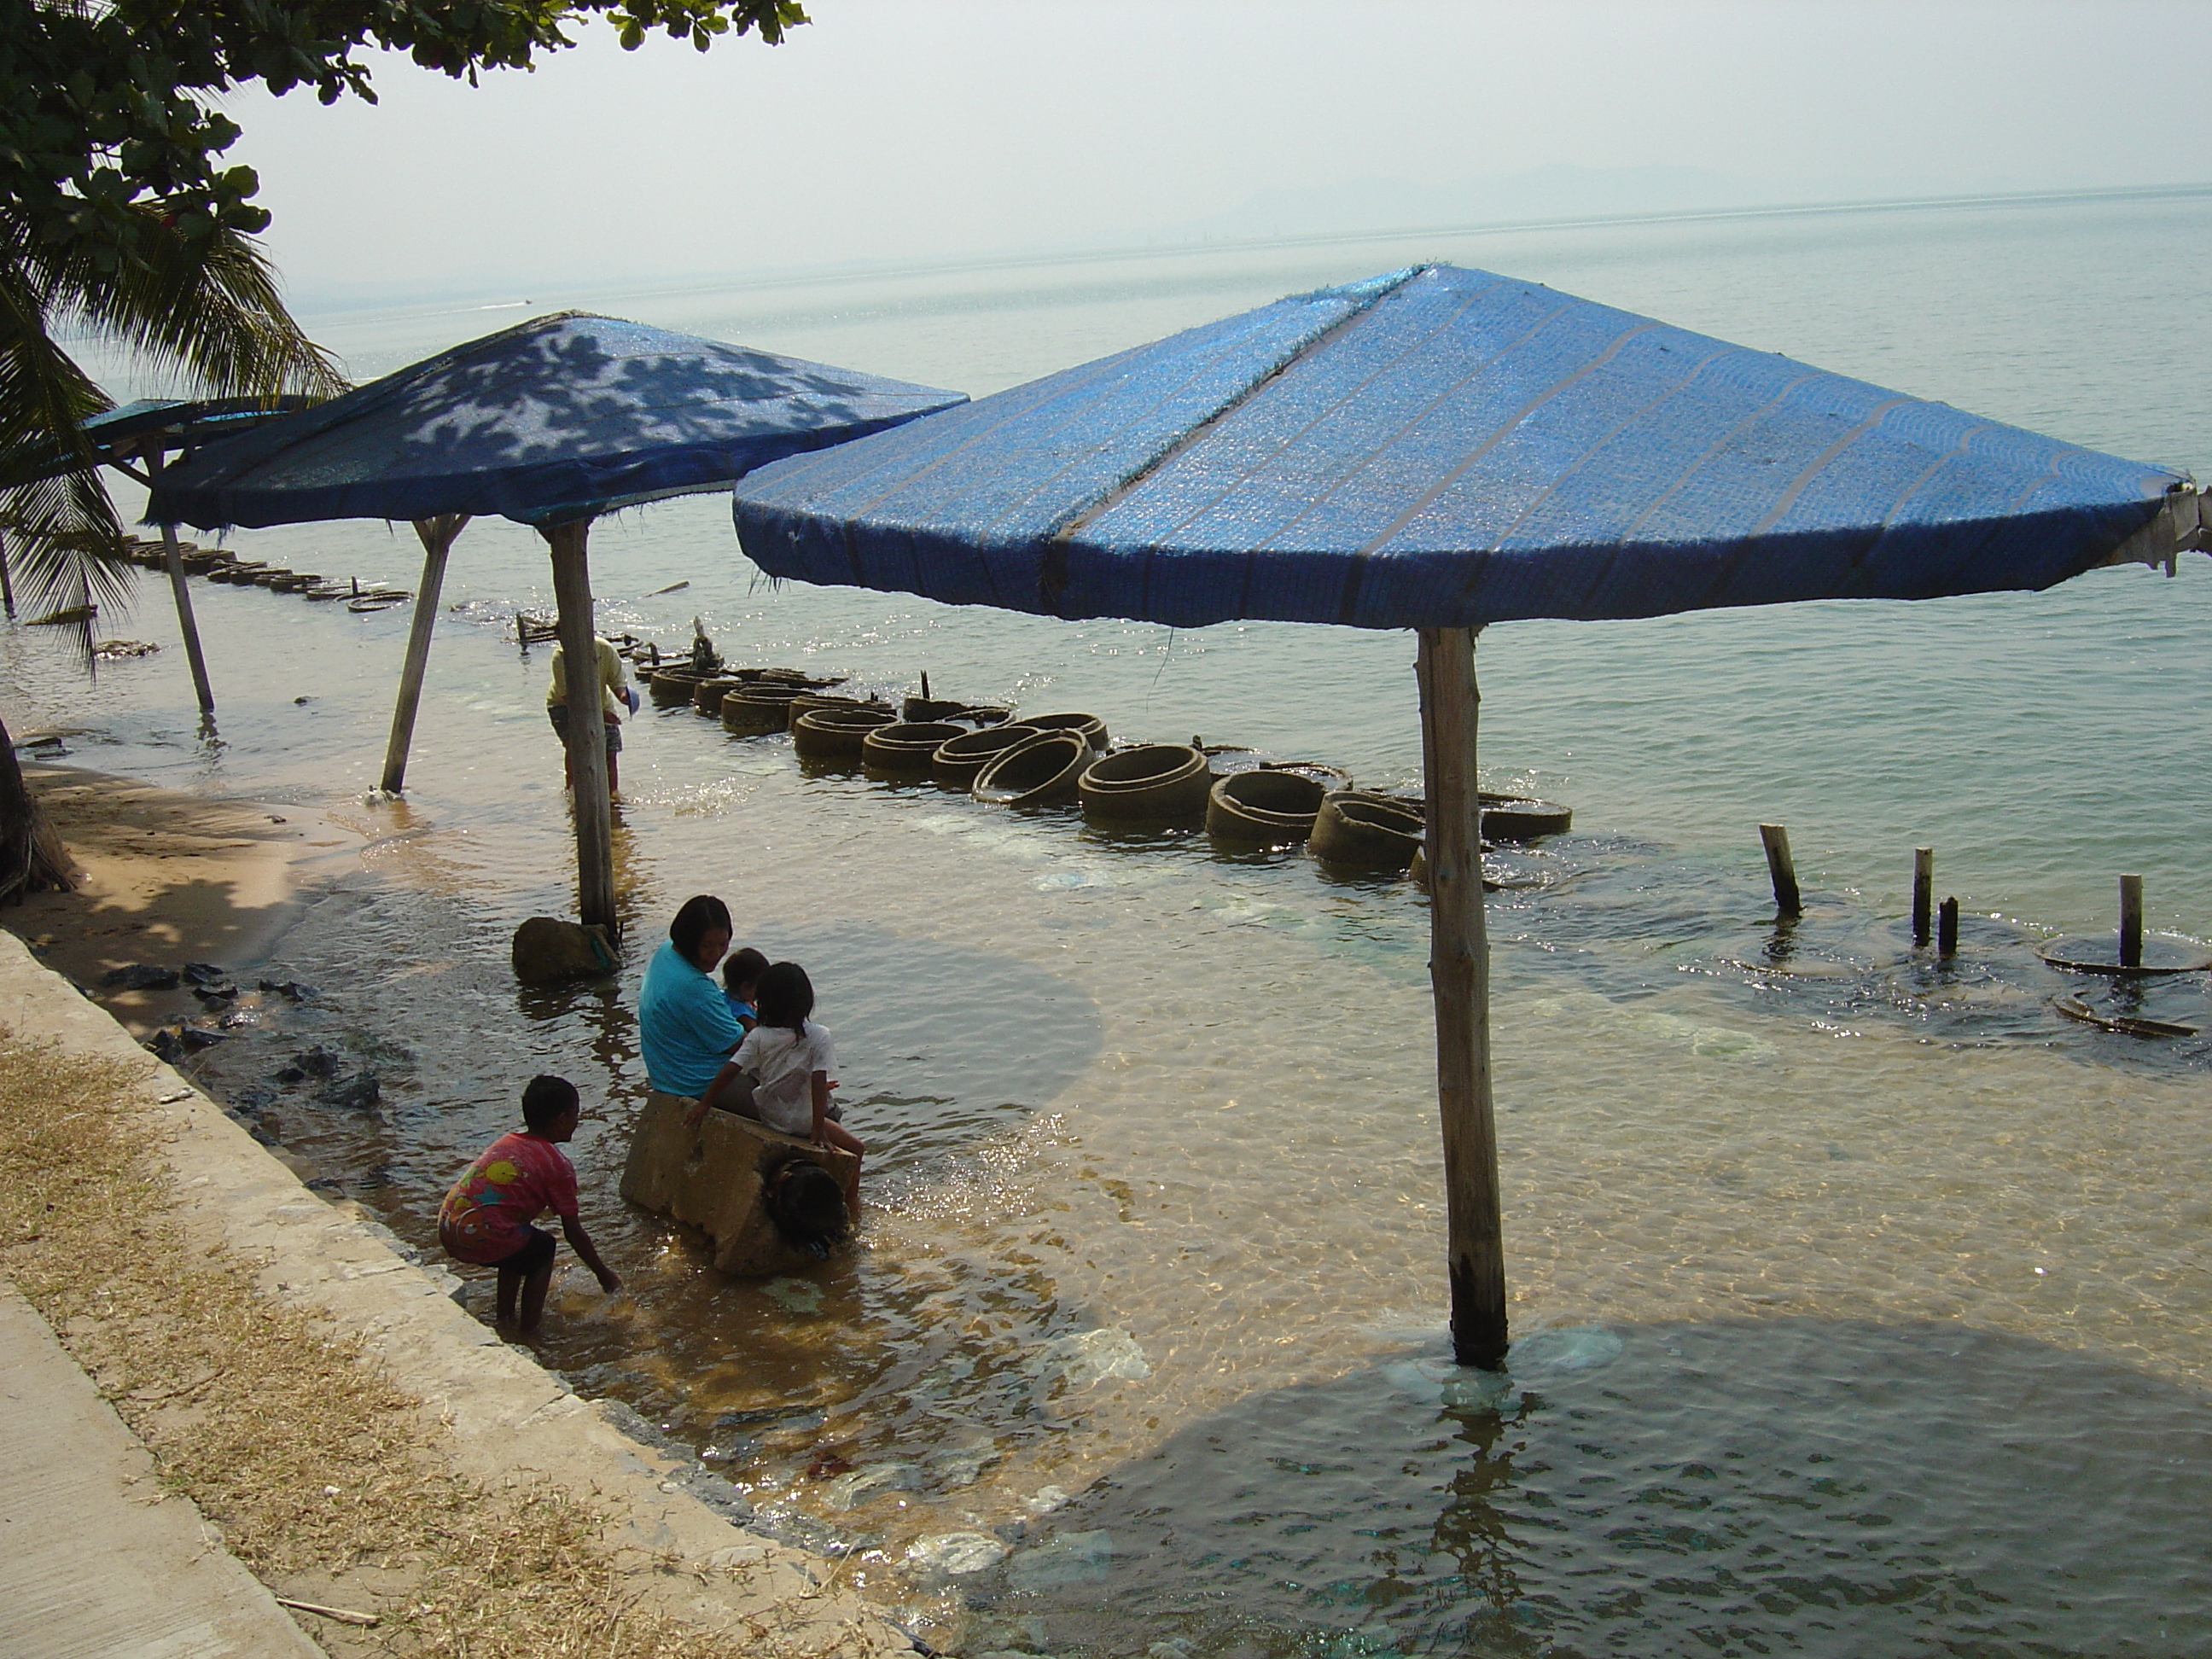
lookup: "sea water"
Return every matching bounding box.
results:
[8,189,2212,1656]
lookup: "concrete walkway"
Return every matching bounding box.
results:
[0,1280,321,1659]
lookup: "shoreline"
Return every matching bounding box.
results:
[0,762,911,1653]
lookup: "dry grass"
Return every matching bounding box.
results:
[0,1025,884,1657]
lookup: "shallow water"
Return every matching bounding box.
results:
[10,190,2212,1655]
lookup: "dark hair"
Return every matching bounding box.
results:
[762,1155,848,1250]
[669,894,732,962]
[721,946,769,994]
[753,960,814,1039]
[521,1074,579,1132]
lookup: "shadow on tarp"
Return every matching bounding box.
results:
[961,1316,2212,1659]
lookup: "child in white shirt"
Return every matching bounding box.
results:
[733,961,864,1214]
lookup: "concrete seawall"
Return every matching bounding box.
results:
[0,928,911,1653]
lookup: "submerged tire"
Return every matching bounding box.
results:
[931,723,1040,789]
[1079,744,1211,823]
[721,684,803,734]
[1208,768,1328,844]
[864,721,969,775]
[1478,795,1573,840]
[1014,712,1108,751]
[692,675,747,714]
[649,667,710,707]
[792,704,898,760]
[973,731,1091,806]
[1309,791,1424,871]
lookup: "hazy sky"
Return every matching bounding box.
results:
[227,0,2212,305]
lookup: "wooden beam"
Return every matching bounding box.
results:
[141,448,216,714]
[1417,626,1507,1371]
[546,519,617,934]
[377,514,469,795]
[0,527,15,618]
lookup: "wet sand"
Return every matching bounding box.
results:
[1,761,363,1035]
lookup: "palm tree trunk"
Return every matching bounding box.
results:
[0,710,73,904]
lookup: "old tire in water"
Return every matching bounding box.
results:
[792,704,898,760]
[973,731,1091,806]
[1479,795,1572,840]
[931,724,1040,789]
[721,684,804,734]
[1208,768,1328,844]
[649,667,709,707]
[1079,744,1211,823]
[692,674,747,714]
[1014,712,1108,751]
[864,721,969,775]
[1309,791,1424,871]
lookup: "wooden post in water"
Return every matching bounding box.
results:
[142,449,217,714]
[1937,896,1960,957]
[1760,824,1802,917]
[1417,626,1507,1371]
[377,514,470,795]
[0,527,16,618]
[2120,874,2144,969]
[546,518,617,934]
[1912,847,1935,945]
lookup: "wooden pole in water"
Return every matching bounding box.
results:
[377,514,470,795]
[0,526,16,618]
[1937,896,1960,957]
[141,448,217,714]
[546,518,617,934]
[2120,874,2144,969]
[1417,626,1507,1371]
[1912,847,1934,945]
[1760,824,1802,917]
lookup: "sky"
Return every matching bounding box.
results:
[227,0,2212,306]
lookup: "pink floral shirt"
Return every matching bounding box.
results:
[438,1132,579,1266]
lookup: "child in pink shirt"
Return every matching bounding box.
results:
[439,1075,621,1332]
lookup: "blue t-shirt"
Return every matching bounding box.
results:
[724,994,757,1025]
[638,940,744,1096]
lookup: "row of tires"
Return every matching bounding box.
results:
[643,661,1570,873]
[119,538,410,611]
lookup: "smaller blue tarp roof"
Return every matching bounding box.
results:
[0,396,318,489]
[149,313,967,531]
[731,264,2184,630]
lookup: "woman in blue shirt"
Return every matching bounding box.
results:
[638,895,746,1102]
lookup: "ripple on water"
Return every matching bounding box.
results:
[965,1318,2212,1658]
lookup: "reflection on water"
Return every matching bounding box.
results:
[972,1317,2212,1657]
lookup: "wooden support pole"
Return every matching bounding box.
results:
[1912,847,1934,945]
[546,519,617,934]
[2120,874,2144,969]
[377,514,469,795]
[143,449,216,714]
[1937,896,1960,957]
[0,527,16,618]
[158,522,215,713]
[1417,626,1507,1371]
[1760,824,1801,917]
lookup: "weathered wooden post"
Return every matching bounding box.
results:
[1760,824,1802,916]
[377,513,470,795]
[545,518,617,934]
[2120,874,2145,969]
[139,447,217,714]
[1912,847,1935,944]
[1937,896,1960,957]
[1417,626,1507,1371]
[0,527,16,618]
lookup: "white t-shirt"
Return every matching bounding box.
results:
[735,1020,835,1137]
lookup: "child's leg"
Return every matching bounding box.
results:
[818,1120,865,1215]
[496,1262,524,1324]
[515,1255,556,1333]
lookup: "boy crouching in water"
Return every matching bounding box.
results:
[439,1074,622,1333]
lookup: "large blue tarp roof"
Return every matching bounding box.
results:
[731,264,2183,629]
[149,312,967,531]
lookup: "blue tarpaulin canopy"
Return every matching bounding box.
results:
[150,311,966,530]
[729,263,2203,1371]
[732,263,2187,629]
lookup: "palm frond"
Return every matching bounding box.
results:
[29,208,345,402]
